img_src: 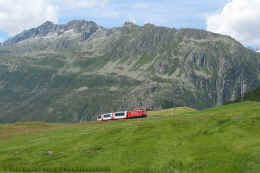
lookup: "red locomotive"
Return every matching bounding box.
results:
[97,109,147,121]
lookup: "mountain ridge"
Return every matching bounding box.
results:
[4,20,243,46]
[3,20,101,45]
[0,20,260,122]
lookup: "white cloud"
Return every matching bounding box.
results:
[0,0,58,35]
[57,0,107,9]
[206,0,260,47]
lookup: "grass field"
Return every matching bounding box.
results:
[147,107,197,117]
[0,101,260,173]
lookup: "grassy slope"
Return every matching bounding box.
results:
[0,102,260,173]
[148,107,197,117]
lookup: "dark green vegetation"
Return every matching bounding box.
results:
[0,102,260,173]
[237,87,260,102]
[225,86,260,105]
[0,20,260,122]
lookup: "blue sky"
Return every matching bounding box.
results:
[1,0,260,48]
[58,0,229,28]
[0,0,228,41]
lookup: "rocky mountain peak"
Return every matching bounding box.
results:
[38,21,56,31]
[41,21,55,26]
[4,20,100,45]
[65,20,100,33]
[4,21,57,45]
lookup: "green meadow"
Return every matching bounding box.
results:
[0,101,260,173]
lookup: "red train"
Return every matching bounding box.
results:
[97,109,147,121]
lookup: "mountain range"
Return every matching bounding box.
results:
[0,20,260,123]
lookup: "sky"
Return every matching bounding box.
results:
[0,0,259,48]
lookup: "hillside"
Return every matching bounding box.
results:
[0,20,260,122]
[0,102,260,173]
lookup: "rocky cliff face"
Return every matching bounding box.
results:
[0,20,260,123]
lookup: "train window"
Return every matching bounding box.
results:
[115,112,125,117]
[98,115,102,119]
[103,114,111,118]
